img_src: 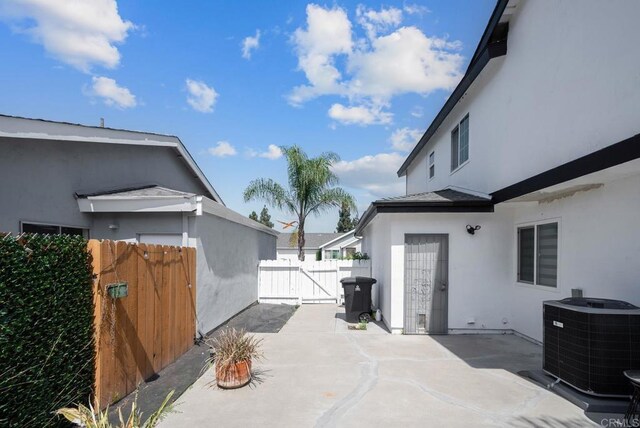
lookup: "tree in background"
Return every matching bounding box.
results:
[248,211,259,222]
[244,145,355,261]
[336,201,359,233]
[259,205,274,228]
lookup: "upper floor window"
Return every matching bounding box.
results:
[451,114,469,172]
[428,151,435,179]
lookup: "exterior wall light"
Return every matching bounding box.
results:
[466,225,481,235]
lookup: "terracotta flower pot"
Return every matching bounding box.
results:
[216,359,252,389]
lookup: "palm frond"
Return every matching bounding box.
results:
[307,187,356,216]
[243,179,296,214]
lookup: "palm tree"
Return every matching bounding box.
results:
[244,145,355,261]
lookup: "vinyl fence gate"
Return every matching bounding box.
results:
[258,260,372,304]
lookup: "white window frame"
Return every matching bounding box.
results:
[20,220,90,238]
[428,150,435,180]
[450,114,470,174]
[515,218,561,292]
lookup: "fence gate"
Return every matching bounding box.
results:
[89,240,196,407]
[404,234,448,334]
[258,260,372,304]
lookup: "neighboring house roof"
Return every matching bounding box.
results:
[397,0,514,177]
[318,230,358,249]
[355,189,494,235]
[75,184,278,236]
[75,184,195,198]
[277,233,343,250]
[0,114,224,204]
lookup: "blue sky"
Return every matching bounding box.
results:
[0,0,494,232]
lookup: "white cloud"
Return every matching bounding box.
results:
[0,0,133,72]
[186,79,218,113]
[208,141,237,157]
[328,103,392,126]
[356,5,403,40]
[245,145,283,160]
[410,105,424,118]
[348,27,463,99]
[241,30,260,59]
[259,144,282,160]
[332,152,405,198]
[390,127,422,151]
[288,4,353,106]
[88,76,136,108]
[288,5,464,125]
[403,4,430,16]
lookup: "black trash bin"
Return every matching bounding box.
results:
[341,276,376,323]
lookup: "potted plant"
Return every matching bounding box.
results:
[206,328,263,389]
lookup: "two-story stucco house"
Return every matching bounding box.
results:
[357,0,640,342]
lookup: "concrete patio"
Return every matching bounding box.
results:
[159,304,596,427]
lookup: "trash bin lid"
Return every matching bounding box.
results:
[340,276,377,285]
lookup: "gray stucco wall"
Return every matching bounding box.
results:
[193,212,276,335]
[0,138,209,234]
[90,212,184,241]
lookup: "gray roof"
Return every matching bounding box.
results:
[378,189,491,204]
[277,233,343,249]
[355,189,494,235]
[76,185,194,199]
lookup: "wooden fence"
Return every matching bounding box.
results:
[88,240,196,407]
[258,259,371,304]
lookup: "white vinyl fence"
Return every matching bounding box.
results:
[258,259,372,304]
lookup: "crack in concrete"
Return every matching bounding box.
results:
[315,334,378,428]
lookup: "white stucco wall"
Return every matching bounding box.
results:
[364,215,392,328]
[364,171,640,342]
[507,173,640,341]
[406,0,640,195]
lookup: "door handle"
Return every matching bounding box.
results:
[440,283,447,291]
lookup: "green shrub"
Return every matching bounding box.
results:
[0,234,95,427]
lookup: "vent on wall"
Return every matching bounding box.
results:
[543,298,640,397]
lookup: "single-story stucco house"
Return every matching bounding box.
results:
[276,230,362,260]
[0,114,277,335]
[357,0,640,343]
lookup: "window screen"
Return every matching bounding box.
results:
[536,223,558,287]
[459,115,469,164]
[428,151,435,179]
[22,223,60,235]
[451,126,459,171]
[22,223,87,237]
[517,226,535,283]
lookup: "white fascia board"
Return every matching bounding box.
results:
[339,236,361,249]
[318,230,355,249]
[78,196,199,213]
[201,197,279,236]
[173,141,224,206]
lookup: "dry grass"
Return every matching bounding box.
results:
[56,391,174,428]
[204,328,263,373]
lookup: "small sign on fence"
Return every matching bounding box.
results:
[106,281,128,299]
